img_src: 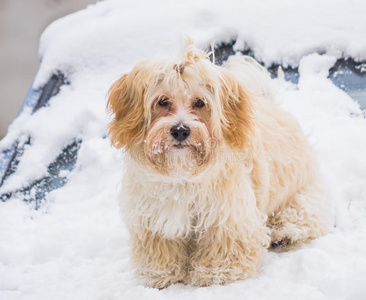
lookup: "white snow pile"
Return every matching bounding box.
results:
[1,0,366,299]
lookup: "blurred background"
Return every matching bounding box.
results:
[0,0,98,140]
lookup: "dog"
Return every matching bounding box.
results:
[107,39,328,288]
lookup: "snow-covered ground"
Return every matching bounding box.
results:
[1,0,366,299]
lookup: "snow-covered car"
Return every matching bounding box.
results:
[1,1,366,299]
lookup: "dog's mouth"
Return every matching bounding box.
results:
[173,143,189,149]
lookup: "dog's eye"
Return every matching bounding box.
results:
[158,98,169,107]
[194,99,205,108]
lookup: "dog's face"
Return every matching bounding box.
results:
[107,42,253,178]
[143,73,214,177]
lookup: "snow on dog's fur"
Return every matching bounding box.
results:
[107,39,328,288]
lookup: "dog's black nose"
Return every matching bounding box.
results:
[170,124,190,141]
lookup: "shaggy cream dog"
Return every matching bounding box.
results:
[107,39,328,288]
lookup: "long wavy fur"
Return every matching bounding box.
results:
[107,39,328,288]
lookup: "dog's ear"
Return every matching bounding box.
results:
[107,71,145,149]
[220,71,253,151]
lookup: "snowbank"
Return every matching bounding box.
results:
[1,0,366,299]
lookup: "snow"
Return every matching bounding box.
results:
[1,0,366,299]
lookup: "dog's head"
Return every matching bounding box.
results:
[107,39,253,178]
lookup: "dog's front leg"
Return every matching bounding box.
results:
[129,228,189,289]
[189,212,269,286]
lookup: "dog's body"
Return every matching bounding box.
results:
[107,40,328,288]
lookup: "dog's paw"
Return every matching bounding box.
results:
[269,225,304,250]
[188,263,250,286]
[270,238,290,249]
[188,269,228,286]
[139,269,188,289]
[270,237,303,251]
[142,274,183,289]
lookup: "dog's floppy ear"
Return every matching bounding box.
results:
[107,70,145,149]
[220,71,253,151]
